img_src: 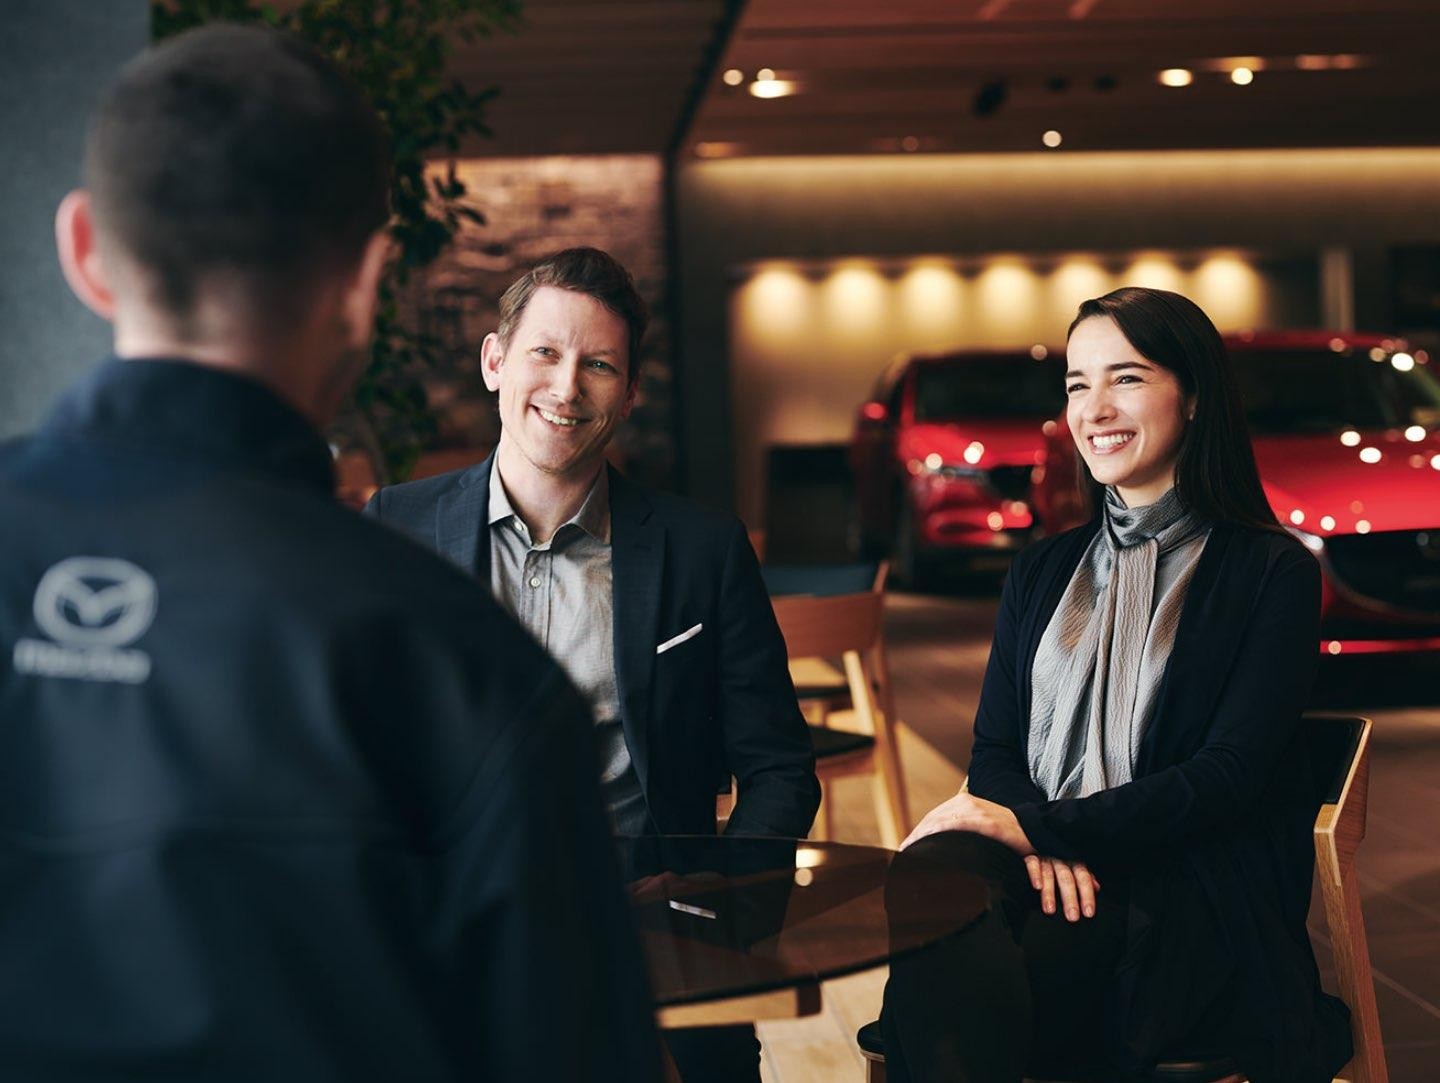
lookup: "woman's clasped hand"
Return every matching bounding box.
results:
[900,789,1099,922]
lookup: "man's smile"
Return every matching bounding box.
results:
[535,406,587,428]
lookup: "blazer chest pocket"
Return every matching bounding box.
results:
[655,622,703,656]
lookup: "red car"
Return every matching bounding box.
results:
[850,349,1063,585]
[1032,331,1440,654]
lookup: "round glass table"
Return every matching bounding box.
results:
[618,835,990,1028]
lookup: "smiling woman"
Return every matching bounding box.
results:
[882,288,1351,1083]
[1064,315,1191,507]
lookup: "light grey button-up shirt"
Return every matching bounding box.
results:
[487,461,648,834]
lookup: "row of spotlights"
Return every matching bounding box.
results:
[729,65,1262,95]
[1160,67,1256,87]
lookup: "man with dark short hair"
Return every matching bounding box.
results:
[365,247,821,1082]
[0,26,658,1082]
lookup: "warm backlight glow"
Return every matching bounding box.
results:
[738,268,811,340]
[975,262,1040,339]
[1124,256,1185,294]
[1230,67,1255,86]
[1158,68,1193,87]
[1192,255,1263,327]
[822,266,887,336]
[897,264,966,344]
[750,78,797,99]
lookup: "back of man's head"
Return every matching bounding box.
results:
[85,24,389,333]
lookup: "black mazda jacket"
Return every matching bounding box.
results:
[0,358,659,1082]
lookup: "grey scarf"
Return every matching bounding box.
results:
[1027,487,1210,801]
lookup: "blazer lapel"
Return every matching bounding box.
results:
[436,452,494,580]
[608,467,663,790]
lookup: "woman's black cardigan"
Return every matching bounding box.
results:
[967,517,1352,1083]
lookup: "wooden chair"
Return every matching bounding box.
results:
[855,713,1386,1083]
[766,562,889,726]
[771,582,911,850]
[1309,714,1387,1083]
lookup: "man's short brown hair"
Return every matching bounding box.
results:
[86,24,390,329]
[497,248,649,387]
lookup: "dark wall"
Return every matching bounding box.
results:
[0,0,149,438]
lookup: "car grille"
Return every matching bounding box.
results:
[986,465,1034,502]
[1325,529,1440,614]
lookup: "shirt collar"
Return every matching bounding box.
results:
[37,357,335,495]
[488,459,611,544]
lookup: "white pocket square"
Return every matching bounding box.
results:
[656,623,703,655]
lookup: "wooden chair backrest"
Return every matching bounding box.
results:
[771,590,885,659]
[1307,713,1386,1083]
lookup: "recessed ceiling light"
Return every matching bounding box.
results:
[749,78,796,99]
[1230,67,1254,85]
[1158,68,1193,88]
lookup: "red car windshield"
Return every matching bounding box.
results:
[913,357,1064,423]
[1235,348,1440,434]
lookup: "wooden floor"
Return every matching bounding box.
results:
[757,584,1440,1083]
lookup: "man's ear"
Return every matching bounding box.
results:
[54,190,116,321]
[480,332,505,392]
[340,229,392,351]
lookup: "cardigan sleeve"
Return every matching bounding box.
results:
[966,547,1051,810]
[1010,543,1320,865]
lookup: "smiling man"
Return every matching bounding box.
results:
[365,247,820,1083]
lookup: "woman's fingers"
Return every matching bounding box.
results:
[1074,864,1098,918]
[1023,854,1042,891]
[1039,858,1057,915]
[1052,860,1081,921]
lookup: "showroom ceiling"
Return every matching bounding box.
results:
[448,0,1440,158]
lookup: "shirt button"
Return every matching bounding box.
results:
[529,576,541,588]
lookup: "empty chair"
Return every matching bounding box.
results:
[771,581,910,849]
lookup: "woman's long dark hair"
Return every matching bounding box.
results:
[1068,287,1283,533]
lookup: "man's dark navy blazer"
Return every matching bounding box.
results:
[366,453,821,839]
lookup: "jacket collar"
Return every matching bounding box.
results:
[38,357,334,495]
